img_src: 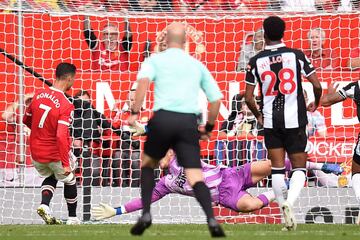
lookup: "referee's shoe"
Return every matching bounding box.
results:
[130,213,152,236]
[131,214,226,237]
[208,218,226,237]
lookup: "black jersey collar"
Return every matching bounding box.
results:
[265,43,286,50]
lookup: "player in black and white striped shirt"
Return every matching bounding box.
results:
[245,16,322,231]
[322,81,360,225]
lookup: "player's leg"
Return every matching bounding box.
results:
[233,162,275,212]
[286,127,308,207]
[40,175,57,207]
[264,128,288,207]
[290,157,343,178]
[271,149,297,231]
[139,116,170,216]
[250,160,271,183]
[286,152,307,206]
[131,111,171,235]
[283,152,306,231]
[236,193,271,213]
[175,115,214,224]
[268,148,287,205]
[176,121,224,237]
[184,167,222,231]
[218,165,274,213]
[264,128,298,230]
[38,175,60,224]
[50,161,80,225]
[130,154,160,235]
[183,168,214,221]
[312,170,341,187]
[351,141,360,224]
[306,161,343,175]
[183,168,224,237]
[63,176,78,224]
[32,160,61,225]
[139,153,159,215]
[282,127,308,231]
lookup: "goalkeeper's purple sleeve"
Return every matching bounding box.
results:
[124,177,171,213]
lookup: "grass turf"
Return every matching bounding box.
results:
[0,224,359,240]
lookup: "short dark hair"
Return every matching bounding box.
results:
[263,16,285,41]
[56,62,76,80]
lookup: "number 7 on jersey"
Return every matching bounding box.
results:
[38,104,51,128]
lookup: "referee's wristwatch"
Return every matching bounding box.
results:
[205,122,215,133]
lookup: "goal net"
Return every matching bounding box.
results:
[0,1,359,224]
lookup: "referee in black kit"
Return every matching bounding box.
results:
[127,22,225,237]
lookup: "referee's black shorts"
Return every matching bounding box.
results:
[144,109,201,169]
[264,127,307,154]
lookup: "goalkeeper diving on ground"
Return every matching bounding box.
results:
[91,150,343,220]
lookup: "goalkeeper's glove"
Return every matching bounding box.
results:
[130,121,147,137]
[91,203,117,220]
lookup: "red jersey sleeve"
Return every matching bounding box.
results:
[56,104,74,168]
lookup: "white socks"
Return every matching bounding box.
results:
[352,174,360,203]
[306,162,323,170]
[352,173,360,225]
[271,168,287,207]
[287,169,306,206]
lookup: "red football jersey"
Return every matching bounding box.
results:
[23,87,74,167]
[91,41,129,71]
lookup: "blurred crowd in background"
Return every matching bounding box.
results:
[0,0,359,13]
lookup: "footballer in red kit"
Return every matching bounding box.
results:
[24,87,74,168]
[23,63,80,225]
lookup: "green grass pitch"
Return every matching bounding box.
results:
[0,224,359,240]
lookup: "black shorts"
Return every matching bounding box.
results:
[264,127,307,154]
[144,110,201,169]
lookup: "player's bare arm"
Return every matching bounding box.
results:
[199,99,221,140]
[56,120,72,175]
[321,82,344,106]
[306,72,322,112]
[127,78,150,126]
[207,100,221,126]
[245,83,263,126]
[92,177,171,220]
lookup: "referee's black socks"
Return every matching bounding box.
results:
[140,167,155,215]
[192,181,215,221]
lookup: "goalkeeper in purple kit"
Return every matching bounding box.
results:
[92,150,342,218]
